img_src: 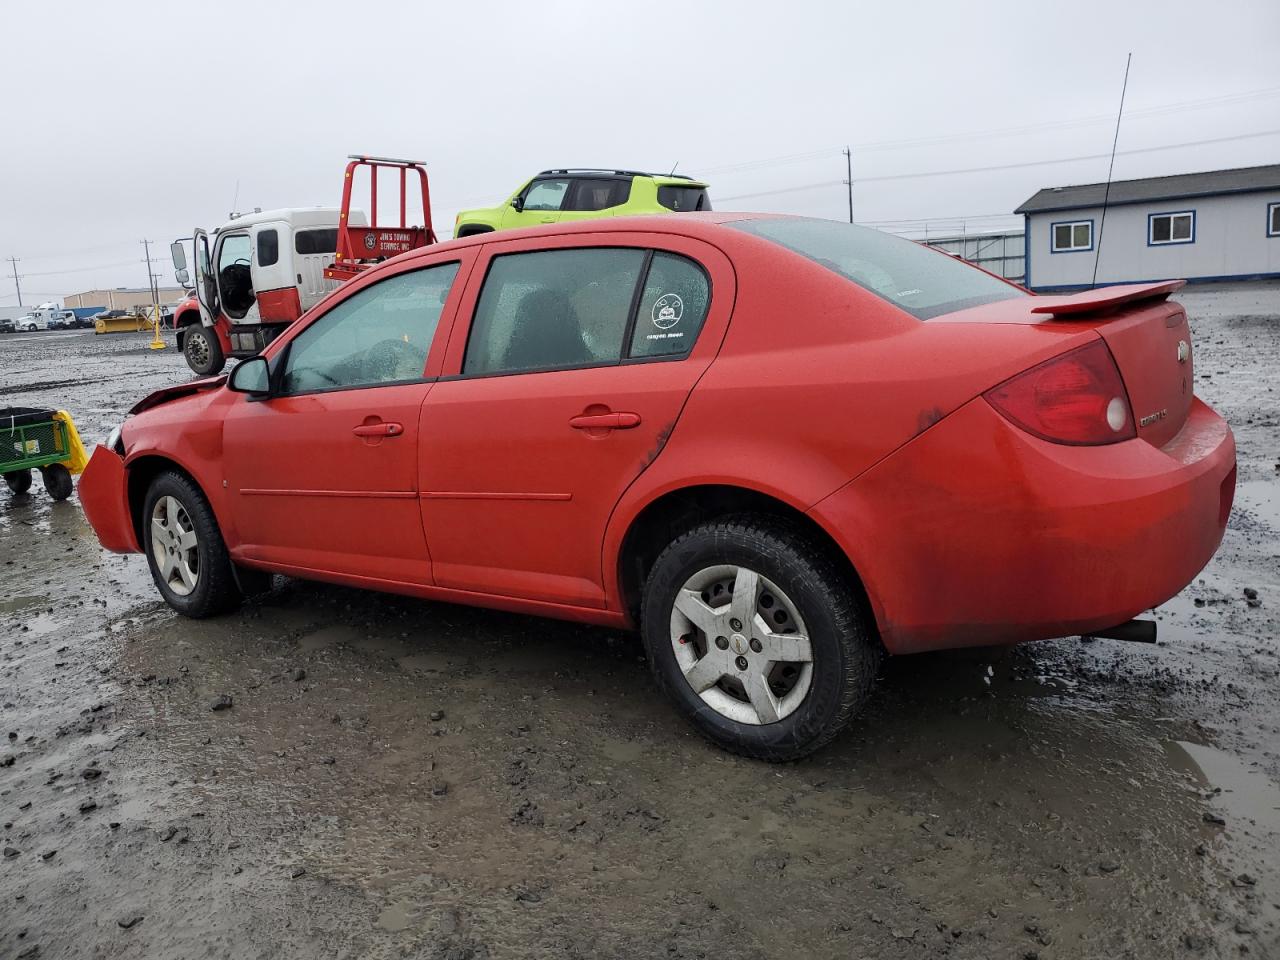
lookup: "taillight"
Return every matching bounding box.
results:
[984,339,1135,445]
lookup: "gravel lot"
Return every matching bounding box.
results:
[1,282,1278,959]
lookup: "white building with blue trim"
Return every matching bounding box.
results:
[1015,164,1280,291]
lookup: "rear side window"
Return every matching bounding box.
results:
[464,248,646,375]
[629,253,710,358]
[657,185,711,212]
[566,178,631,211]
[730,218,1025,320]
[294,228,338,255]
[257,229,279,267]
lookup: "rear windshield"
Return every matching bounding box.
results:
[729,218,1025,320]
[295,228,338,255]
[657,185,711,212]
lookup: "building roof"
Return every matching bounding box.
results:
[1015,163,1280,215]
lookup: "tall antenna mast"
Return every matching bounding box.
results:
[1092,52,1132,289]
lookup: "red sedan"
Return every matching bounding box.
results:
[79,215,1235,760]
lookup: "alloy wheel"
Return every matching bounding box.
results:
[150,495,200,596]
[668,564,814,725]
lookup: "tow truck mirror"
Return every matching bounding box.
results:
[228,356,270,398]
[174,267,190,287]
[170,241,187,271]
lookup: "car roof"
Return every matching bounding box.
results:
[430,212,781,255]
[532,169,709,188]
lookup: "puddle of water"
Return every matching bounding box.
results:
[1234,478,1278,531]
[24,610,69,636]
[1166,740,1280,839]
[396,650,458,674]
[0,593,48,614]
[376,902,413,932]
[296,624,362,653]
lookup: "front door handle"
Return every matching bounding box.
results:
[540,216,557,223]
[352,421,403,438]
[569,412,641,430]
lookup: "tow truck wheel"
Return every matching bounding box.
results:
[183,326,225,376]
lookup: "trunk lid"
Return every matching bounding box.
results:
[937,281,1194,447]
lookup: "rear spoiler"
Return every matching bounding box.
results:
[1030,280,1186,318]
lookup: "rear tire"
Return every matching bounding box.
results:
[143,471,241,618]
[40,463,73,501]
[640,516,880,762]
[183,325,225,376]
[4,469,32,495]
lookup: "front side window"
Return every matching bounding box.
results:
[731,218,1026,320]
[1267,202,1279,238]
[565,178,630,212]
[281,262,459,394]
[521,179,570,212]
[217,233,254,316]
[257,229,279,267]
[1149,211,1195,245]
[464,248,646,376]
[657,185,711,212]
[629,253,710,358]
[1051,220,1093,253]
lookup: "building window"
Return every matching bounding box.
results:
[1268,202,1280,238]
[1051,220,1092,253]
[1149,211,1195,246]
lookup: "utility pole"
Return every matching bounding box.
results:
[6,256,21,306]
[842,147,853,223]
[140,239,161,308]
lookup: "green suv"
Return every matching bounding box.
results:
[453,168,711,237]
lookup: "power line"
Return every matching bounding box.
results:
[714,127,1280,202]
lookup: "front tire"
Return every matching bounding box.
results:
[143,471,241,617]
[183,325,225,376]
[641,517,880,761]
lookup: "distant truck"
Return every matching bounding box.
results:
[169,155,436,375]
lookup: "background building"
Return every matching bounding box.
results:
[921,230,1025,284]
[63,286,187,311]
[1016,164,1280,291]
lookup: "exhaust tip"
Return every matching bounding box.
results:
[1082,619,1157,644]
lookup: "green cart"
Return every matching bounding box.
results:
[1,407,77,501]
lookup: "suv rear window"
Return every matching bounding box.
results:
[657,185,711,212]
[729,218,1025,320]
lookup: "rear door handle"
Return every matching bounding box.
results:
[352,421,403,437]
[569,412,641,430]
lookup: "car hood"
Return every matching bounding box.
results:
[129,376,227,415]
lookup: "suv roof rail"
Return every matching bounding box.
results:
[536,168,697,181]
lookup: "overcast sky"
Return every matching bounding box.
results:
[2,0,1277,306]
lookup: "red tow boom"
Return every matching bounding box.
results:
[325,154,436,282]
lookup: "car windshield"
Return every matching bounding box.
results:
[729,218,1026,320]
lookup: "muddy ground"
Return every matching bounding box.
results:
[1,283,1278,960]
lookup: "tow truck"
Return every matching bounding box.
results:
[169,156,436,375]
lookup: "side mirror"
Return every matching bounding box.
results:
[175,267,191,287]
[170,241,187,271]
[510,195,524,212]
[227,356,270,397]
